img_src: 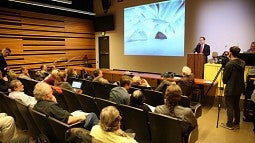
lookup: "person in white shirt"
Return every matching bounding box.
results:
[9,79,37,107]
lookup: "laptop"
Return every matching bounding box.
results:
[71,80,82,90]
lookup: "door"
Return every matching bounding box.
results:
[99,36,109,69]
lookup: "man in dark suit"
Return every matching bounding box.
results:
[0,48,11,77]
[193,37,210,62]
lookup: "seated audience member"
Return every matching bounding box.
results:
[109,76,132,105]
[0,113,30,143]
[246,41,255,53]
[90,106,138,143]
[9,79,37,107]
[36,65,48,81]
[0,71,9,92]
[251,81,255,133]
[155,66,194,97]
[66,67,78,79]
[44,69,58,86]
[93,69,110,84]
[154,83,197,130]
[54,71,82,94]
[19,66,31,80]
[8,70,17,81]
[132,76,151,88]
[129,90,151,112]
[33,82,99,130]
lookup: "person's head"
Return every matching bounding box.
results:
[120,75,132,89]
[250,41,255,50]
[56,71,67,83]
[222,51,230,57]
[182,66,192,77]
[8,70,17,81]
[40,65,47,71]
[9,80,24,92]
[199,37,206,45]
[94,69,103,77]
[130,90,145,106]
[2,48,11,57]
[165,83,182,116]
[66,67,74,77]
[99,106,121,132]
[20,66,29,75]
[51,70,59,78]
[229,46,241,58]
[33,82,54,101]
[132,76,141,85]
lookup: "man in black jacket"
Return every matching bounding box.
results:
[193,37,210,62]
[221,46,245,130]
[0,48,11,77]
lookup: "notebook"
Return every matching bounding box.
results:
[71,80,82,89]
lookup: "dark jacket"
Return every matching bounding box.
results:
[0,53,7,76]
[223,58,245,96]
[194,44,210,57]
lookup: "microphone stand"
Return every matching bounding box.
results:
[204,65,224,128]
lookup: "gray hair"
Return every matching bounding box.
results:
[182,66,191,76]
[9,79,20,91]
[33,82,52,101]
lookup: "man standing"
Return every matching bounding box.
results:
[194,37,210,62]
[0,48,11,77]
[221,46,245,130]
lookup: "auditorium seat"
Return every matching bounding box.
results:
[118,104,151,143]
[15,100,41,138]
[148,112,190,143]
[143,89,164,107]
[62,89,82,112]
[95,97,117,113]
[128,86,140,94]
[81,79,95,97]
[29,108,57,142]
[93,82,117,99]
[76,93,100,117]
[52,86,68,110]
[18,78,38,97]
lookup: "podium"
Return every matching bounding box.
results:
[187,53,205,79]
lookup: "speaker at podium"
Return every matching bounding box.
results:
[187,53,206,79]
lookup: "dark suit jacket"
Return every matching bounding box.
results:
[0,53,7,76]
[194,44,210,57]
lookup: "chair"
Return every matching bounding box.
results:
[190,102,202,118]
[179,95,191,108]
[128,86,140,94]
[62,89,82,112]
[65,128,99,143]
[52,86,68,110]
[148,112,189,143]
[81,79,95,97]
[28,69,37,80]
[0,92,9,114]
[76,93,100,117]
[93,82,114,99]
[48,116,83,143]
[95,97,117,113]
[2,94,28,130]
[118,104,151,143]
[15,100,41,138]
[29,108,57,142]
[18,78,38,96]
[143,89,164,107]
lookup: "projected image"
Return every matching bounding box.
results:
[124,0,185,56]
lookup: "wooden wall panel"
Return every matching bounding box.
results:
[0,7,96,71]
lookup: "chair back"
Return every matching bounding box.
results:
[95,97,117,113]
[81,79,95,97]
[15,100,41,138]
[28,69,37,80]
[128,86,140,94]
[93,82,111,99]
[52,86,68,110]
[2,94,28,130]
[119,104,151,143]
[29,108,57,142]
[76,93,100,116]
[143,89,164,107]
[0,92,10,114]
[62,89,82,112]
[148,112,186,143]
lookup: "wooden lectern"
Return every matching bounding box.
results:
[187,53,206,79]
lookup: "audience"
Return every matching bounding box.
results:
[0,71,9,92]
[154,83,197,130]
[36,65,48,81]
[129,90,151,112]
[109,75,132,105]
[132,76,151,88]
[66,67,78,79]
[19,66,31,80]
[0,113,30,143]
[246,41,255,53]
[44,69,58,86]
[93,69,110,84]
[90,106,138,143]
[33,82,99,130]
[54,71,82,94]
[9,79,37,107]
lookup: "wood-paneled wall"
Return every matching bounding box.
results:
[0,7,95,73]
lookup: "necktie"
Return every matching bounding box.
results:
[200,45,203,53]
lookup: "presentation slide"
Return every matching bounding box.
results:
[124,0,185,56]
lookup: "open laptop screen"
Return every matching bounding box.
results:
[71,81,82,89]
